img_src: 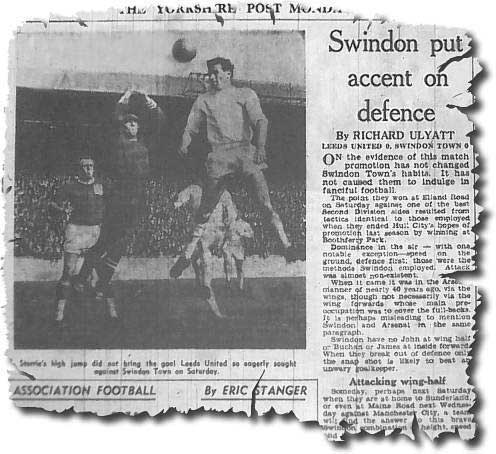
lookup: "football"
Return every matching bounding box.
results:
[172,38,197,63]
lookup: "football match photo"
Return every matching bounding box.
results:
[13,29,306,350]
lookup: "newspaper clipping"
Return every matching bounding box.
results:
[4,2,481,442]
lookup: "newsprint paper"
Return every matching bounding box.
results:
[4,1,481,442]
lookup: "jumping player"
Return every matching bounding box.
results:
[76,89,165,309]
[173,183,246,317]
[50,157,106,322]
[170,56,295,278]
[174,183,238,285]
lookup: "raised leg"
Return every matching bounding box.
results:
[246,170,291,250]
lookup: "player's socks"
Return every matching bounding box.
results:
[170,255,191,279]
[95,276,113,295]
[106,297,118,319]
[72,276,86,294]
[203,287,225,319]
[55,299,66,322]
[170,224,205,278]
[95,255,118,287]
[56,280,72,300]
[270,212,291,249]
[95,292,104,302]
[283,245,299,263]
[94,282,117,318]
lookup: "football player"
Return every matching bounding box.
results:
[76,89,165,310]
[170,56,296,279]
[50,157,107,321]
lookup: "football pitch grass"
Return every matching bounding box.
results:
[14,277,305,350]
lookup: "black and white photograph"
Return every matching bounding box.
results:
[3,0,494,449]
[13,29,306,349]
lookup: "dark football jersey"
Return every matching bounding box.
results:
[114,136,150,181]
[111,136,150,203]
[55,180,105,226]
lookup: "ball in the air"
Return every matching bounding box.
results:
[172,38,197,63]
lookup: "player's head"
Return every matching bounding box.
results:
[207,57,234,90]
[78,156,95,180]
[122,113,139,139]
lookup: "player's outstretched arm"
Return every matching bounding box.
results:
[118,89,133,104]
[178,97,204,157]
[143,92,157,109]
[253,117,268,164]
[142,91,164,119]
[114,89,133,123]
[141,91,166,138]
